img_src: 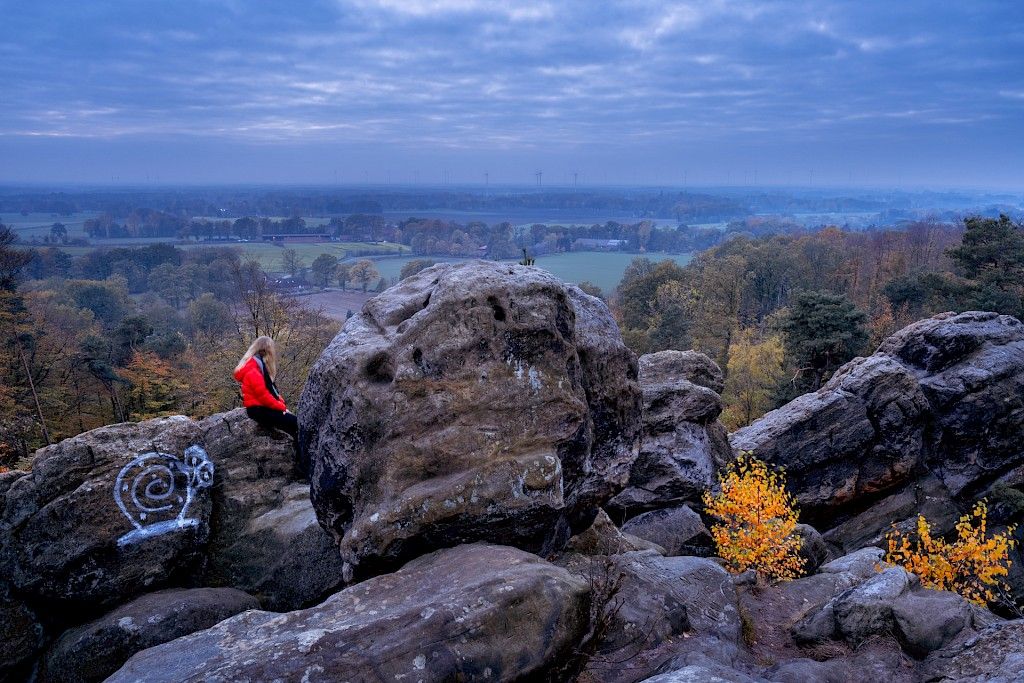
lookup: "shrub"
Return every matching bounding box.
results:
[885,501,1016,606]
[702,455,805,582]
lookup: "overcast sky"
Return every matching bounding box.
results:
[1,1,1022,188]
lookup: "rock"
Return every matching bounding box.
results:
[891,590,974,657]
[0,415,214,612]
[578,551,741,682]
[731,312,1024,523]
[108,544,589,683]
[833,566,915,644]
[817,547,885,579]
[923,619,1024,682]
[638,350,726,394]
[0,409,334,615]
[39,587,259,683]
[731,355,929,517]
[638,663,762,683]
[794,523,831,573]
[0,581,44,682]
[610,351,731,514]
[821,473,957,556]
[621,504,714,557]
[297,261,642,579]
[565,508,666,555]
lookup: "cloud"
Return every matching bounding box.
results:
[0,0,1020,185]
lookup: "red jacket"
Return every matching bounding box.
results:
[234,357,287,412]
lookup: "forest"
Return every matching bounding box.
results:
[2,214,1022,465]
[616,215,1024,428]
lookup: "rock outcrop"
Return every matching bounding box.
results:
[108,544,589,683]
[298,261,642,579]
[731,311,1024,532]
[620,504,714,557]
[39,587,259,683]
[609,350,731,515]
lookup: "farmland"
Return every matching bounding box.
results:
[368,251,692,293]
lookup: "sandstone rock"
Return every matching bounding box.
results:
[108,544,589,683]
[731,355,929,516]
[621,504,714,557]
[297,261,642,579]
[638,350,726,394]
[638,663,762,683]
[0,409,335,615]
[891,590,974,657]
[39,587,258,683]
[833,566,915,643]
[817,547,885,579]
[578,551,741,683]
[610,351,731,513]
[794,523,831,573]
[923,619,1024,683]
[565,508,666,555]
[0,415,214,612]
[0,581,43,682]
[731,312,1024,523]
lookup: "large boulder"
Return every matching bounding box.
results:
[39,587,258,683]
[923,619,1024,682]
[565,508,666,555]
[108,544,589,683]
[298,261,642,579]
[731,312,1024,526]
[609,350,731,515]
[0,409,337,617]
[0,415,214,612]
[621,504,714,557]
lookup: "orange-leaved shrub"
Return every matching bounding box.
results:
[885,501,1016,606]
[702,455,805,582]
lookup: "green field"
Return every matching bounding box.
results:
[1,212,99,238]
[198,241,409,271]
[371,251,692,293]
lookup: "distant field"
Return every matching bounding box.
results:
[371,251,692,294]
[201,241,409,271]
[1,212,98,238]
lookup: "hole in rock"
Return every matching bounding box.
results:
[364,352,395,384]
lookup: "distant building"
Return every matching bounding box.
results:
[572,238,627,251]
[261,233,331,243]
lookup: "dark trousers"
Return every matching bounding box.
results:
[246,406,298,440]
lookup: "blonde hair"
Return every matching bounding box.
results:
[235,336,278,380]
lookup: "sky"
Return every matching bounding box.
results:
[1,1,1023,189]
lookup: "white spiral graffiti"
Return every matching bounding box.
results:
[115,445,214,547]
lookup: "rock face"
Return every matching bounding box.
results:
[731,312,1024,526]
[0,409,338,615]
[108,544,589,683]
[610,350,731,515]
[298,261,642,579]
[923,619,1024,683]
[39,587,259,683]
[620,504,714,557]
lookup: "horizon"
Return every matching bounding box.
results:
[3,1,1023,188]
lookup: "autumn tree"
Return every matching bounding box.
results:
[703,455,805,582]
[349,259,379,293]
[336,262,351,290]
[721,330,786,429]
[886,501,1016,606]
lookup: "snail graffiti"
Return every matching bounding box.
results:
[114,445,215,546]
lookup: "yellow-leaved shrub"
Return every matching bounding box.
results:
[702,455,805,582]
[885,501,1016,606]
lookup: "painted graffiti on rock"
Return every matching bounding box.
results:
[114,445,215,547]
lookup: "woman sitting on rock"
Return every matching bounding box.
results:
[234,336,298,447]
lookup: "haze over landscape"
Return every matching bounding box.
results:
[3,0,1023,188]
